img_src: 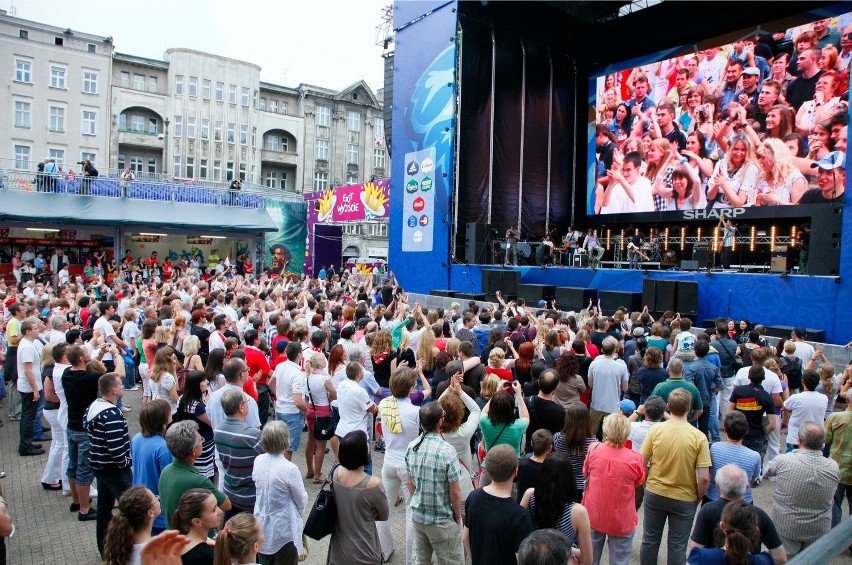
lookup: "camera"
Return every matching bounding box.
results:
[76,161,85,165]
[502,380,515,394]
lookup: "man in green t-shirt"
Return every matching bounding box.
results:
[650,357,704,422]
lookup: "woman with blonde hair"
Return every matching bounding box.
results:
[445,337,461,359]
[485,347,514,381]
[181,334,205,372]
[476,373,502,409]
[643,138,677,211]
[755,138,806,205]
[439,374,482,503]
[806,347,840,419]
[414,329,439,380]
[707,133,759,208]
[40,343,64,490]
[304,353,336,483]
[213,512,264,565]
[150,347,179,414]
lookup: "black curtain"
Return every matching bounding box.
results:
[520,41,551,239]
[549,53,573,232]
[491,31,523,237]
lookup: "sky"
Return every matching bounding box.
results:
[8,0,391,92]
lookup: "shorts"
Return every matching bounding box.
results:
[278,412,305,453]
[66,429,93,486]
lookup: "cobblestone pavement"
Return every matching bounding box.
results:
[0,389,849,564]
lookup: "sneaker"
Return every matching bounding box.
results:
[78,508,97,522]
[752,476,761,487]
[120,405,132,413]
[125,386,140,391]
[374,439,386,453]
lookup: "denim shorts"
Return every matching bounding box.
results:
[66,429,93,486]
[278,412,305,453]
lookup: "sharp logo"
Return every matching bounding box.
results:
[682,208,746,220]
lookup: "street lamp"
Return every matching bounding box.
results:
[163,118,170,177]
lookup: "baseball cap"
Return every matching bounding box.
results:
[793,326,807,338]
[676,332,696,351]
[810,151,846,170]
[632,326,646,338]
[619,399,636,415]
[742,66,760,76]
[537,300,547,307]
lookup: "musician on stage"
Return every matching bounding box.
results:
[719,216,736,269]
[563,226,581,265]
[583,229,605,268]
[505,227,519,266]
[628,232,648,269]
[541,234,555,265]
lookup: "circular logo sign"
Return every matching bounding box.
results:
[420,176,433,192]
[421,157,434,173]
[407,215,418,228]
[406,161,420,176]
[413,196,425,212]
[419,215,429,226]
[413,230,423,243]
[406,179,419,193]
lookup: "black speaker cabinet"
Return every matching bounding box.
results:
[517,284,556,305]
[642,280,656,312]
[430,289,456,298]
[655,280,677,312]
[692,242,709,270]
[681,260,699,271]
[481,269,519,296]
[808,206,842,276]
[599,290,642,312]
[555,287,598,311]
[676,281,699,315]
[465,222,492,265]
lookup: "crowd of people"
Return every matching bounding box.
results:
[593,15,851,214]
[0,261,849,565]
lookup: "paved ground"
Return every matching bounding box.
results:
[0,389,848,564]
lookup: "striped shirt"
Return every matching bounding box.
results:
[528,496,577,543]
[84,399,132,471]
[553,434,595,492]
[214,417,263,510]
[705,442,761,503]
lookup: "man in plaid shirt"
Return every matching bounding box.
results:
[405,402,463,564]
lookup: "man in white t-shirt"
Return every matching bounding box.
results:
[782,370,828,450]
[209,314,229,352]
[628,396,666,453]
[272,342,308,460]
[335,362,378,473]
[93,302,127,372]
[600,151,655,214]
[699,47,728,89]
[17,317,44,456]
[790,327,815,367]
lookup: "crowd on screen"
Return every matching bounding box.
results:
[0,260,849,565]
[593,16,851,215]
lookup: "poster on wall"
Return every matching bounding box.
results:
[264,199,307,276]
[402,147,436,252]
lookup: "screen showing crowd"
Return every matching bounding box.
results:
[588,11,850,217]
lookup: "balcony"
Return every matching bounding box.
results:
[261,149,298,166]
[118,128,163,149]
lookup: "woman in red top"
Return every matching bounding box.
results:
[577,329,599,359]
[162,258,174,281]
[485,347,515,382]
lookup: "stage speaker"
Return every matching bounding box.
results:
[465,222,492,265]
[655,280,677,312]
[680,260,699,271]
[430,289,456,298]
[692,242,708,270]
[642,280,656,312]
[808,206,841,276]
[517,284,556,305]
[555,287,598,311]
[676,281,699,315]
[454,292,486,301]
[764,325,826,343]
[481,269,519,296]
[599,290,642,312]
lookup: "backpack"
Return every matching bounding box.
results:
[779,355,802,381]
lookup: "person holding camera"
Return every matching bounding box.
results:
[228,178,242,206]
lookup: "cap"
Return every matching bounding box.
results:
[676,332,696,351]
[793,326,807,338]
[537,300,547,307]
[742,66,760,76]
[810,151,846,170]
[632,326,646,338]
[620,399,637,415]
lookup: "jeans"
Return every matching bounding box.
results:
[412,518,463,565]
[278,412,304,453]
[123,363,136,389]
[256,384,271,426]
[66,429,94,486]
[833,482,852,527]
[6,385,21,420]
[708,394,720,442]
[33,391,45,438]
[377,459,414,562]
[743,436,766,472]
[94,467,133,555]
[592,528,634,565]
[640,491,698,565]
[19,388,42,453]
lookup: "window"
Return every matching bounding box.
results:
[269,99,278,113]
[240,124,248,145]
[131,115,145,131]
[228,85,237,104]
[200,159,208,179]
[201,118,209,140]
[226,161,234,181]
[202,79,211,100]
[49,106,66,132]
[49,149,64,166]
[55,37,64,46]
[251,127,256,147]
[316,105,330,126]
[148,157,157,174]
[187,116,196,139]
[133,74,145,90]
[280,171,288,190]
[119,113,127,130]
[315,139,329,160]
[14,145,30,169]
[373,148,386,169]
[175,75,184,95]
[313,171,329,191]
[87,43,96,53]
[281,101,288,115]
[14,100,31,128]
[253,90,257,108]
[239,163,246,181]
[374,117,385,140]
[213,160,222,180]
[347,173,359,185]
[130,156,143,174]
[265,171,277,188]
[227,123,235,143]
[347,143,359,165]
[216,82,224,102]
[173,156,181,177]
[281,136,289,151]
[267,135,278,151]
[19,29,28,39]
[117,154,126,170]
[15,59,32,83]
[186,157,195,178]
[82,71,98,94]
[259,98,266,111]
[148,117,158,135]
[120,71,130,87]
[241,87,249,106]
[370,224,389,236]
[81,152,96,164]
[188,76,198,97]
[174,115,183,137]
[214,121,223,141]
[347,110,361,132]
[51,66,67,89]
[148,76,157,92]
[82,110,96,135]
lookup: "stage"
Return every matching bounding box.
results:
[445,263,842,342]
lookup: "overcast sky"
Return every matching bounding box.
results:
[9,0,390,92]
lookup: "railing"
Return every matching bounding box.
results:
[118,127,158,136]
[787,517,852,564]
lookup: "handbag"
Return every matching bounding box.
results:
[304,465,339,540]
[306,376,334,440]
[718,340,742,372]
